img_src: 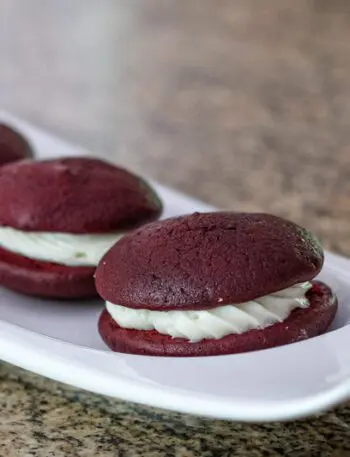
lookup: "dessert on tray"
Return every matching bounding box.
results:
[0,157,162,298]
[96,211,337,356]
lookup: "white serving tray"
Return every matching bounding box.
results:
[1,111,350,423]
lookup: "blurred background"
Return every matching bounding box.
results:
[1,0,350,253]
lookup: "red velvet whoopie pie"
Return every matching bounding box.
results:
[96,212,338,357]
[0,124,33,165]
[0,157,162,299]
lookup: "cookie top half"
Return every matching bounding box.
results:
[0,124,33,165]
[95,211,324,310]
[0,157,162,233]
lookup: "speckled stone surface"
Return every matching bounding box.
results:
[2,363,350,457]
[2,0,350,455]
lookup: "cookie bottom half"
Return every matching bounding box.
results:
[0,246,96,299]
[99,281,338,357]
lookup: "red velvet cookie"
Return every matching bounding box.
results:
[96,212,337,357]
[96,212,324,310]
[0,157,162,298]
[0,246,96,299]
[0,124,33,166]
[0,157,162,233]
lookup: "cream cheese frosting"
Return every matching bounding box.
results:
[0,226,124,266]
[106,282,312,342]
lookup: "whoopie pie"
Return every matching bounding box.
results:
[0,157,162,298]
[96,212,337,357]
[0,124,33,166]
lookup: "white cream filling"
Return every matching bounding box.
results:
[0,226,124,267]
[106,282,312,342]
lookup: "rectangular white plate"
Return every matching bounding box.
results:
[1,111,350,423]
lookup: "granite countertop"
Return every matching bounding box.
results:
[1,0,350,455]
